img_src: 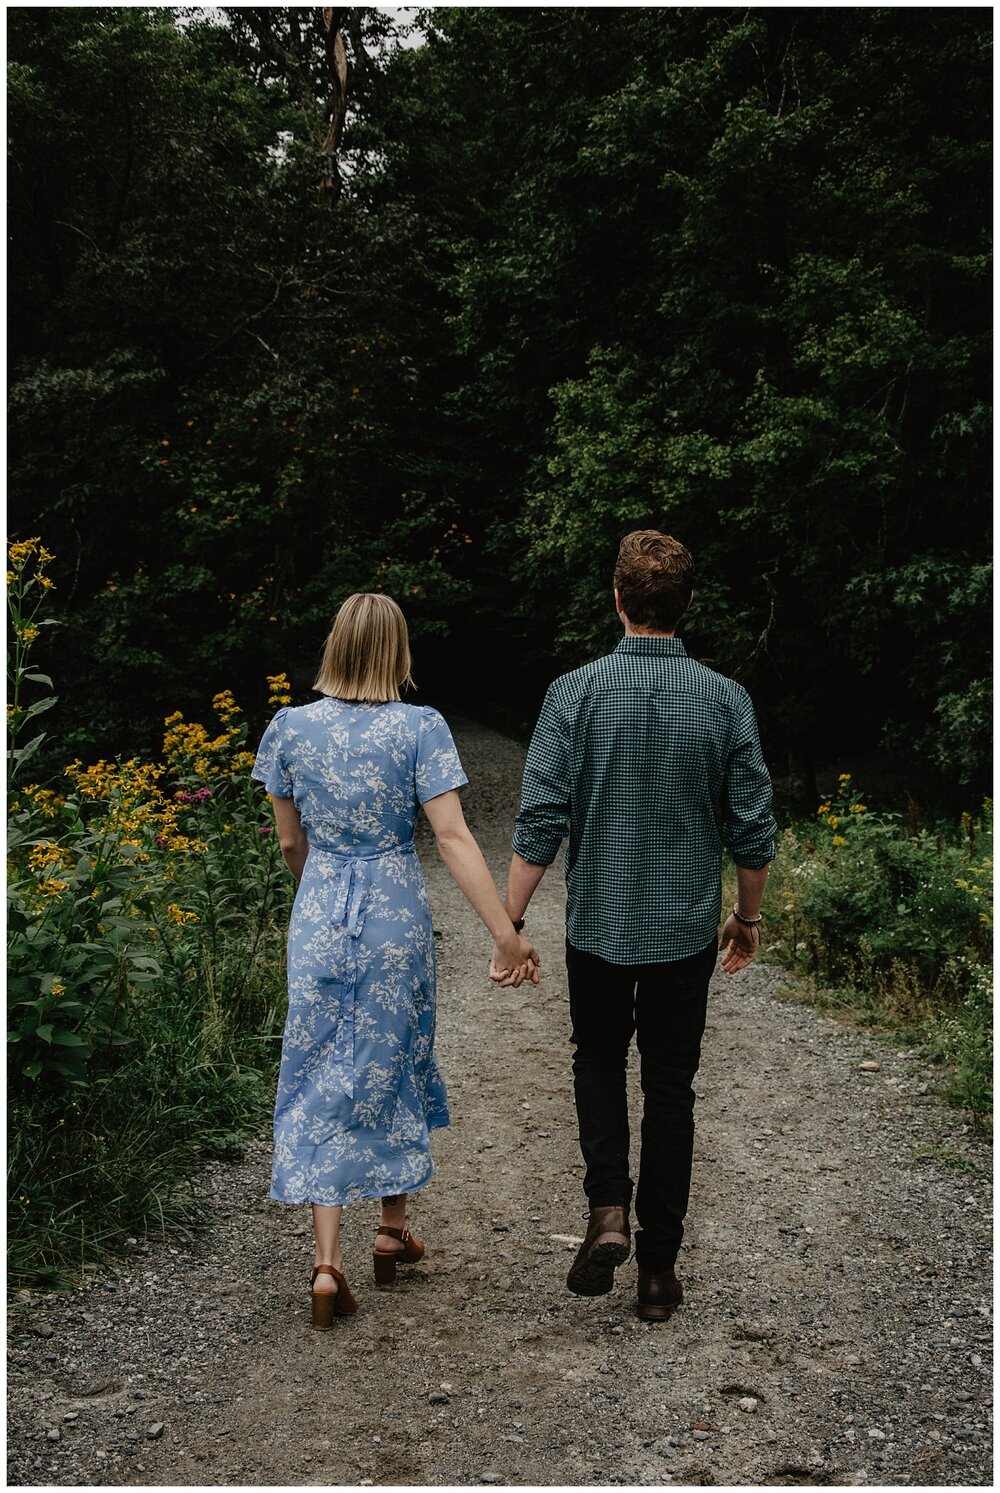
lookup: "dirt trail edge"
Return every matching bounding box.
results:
[7,721,992,1488]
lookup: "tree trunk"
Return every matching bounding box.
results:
[319,8,348,199]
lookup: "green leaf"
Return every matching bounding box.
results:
[50,1030,89,1047]
[128,955,163,974]
[20,697,58,722]
[11,732,46,767]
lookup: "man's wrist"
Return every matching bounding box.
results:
[732,904,762,926]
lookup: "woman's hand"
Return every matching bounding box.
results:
[489,930,541,987]
[422,791,542,987]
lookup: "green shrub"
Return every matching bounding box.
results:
[764,775,992,1115]
[8,552,295,1285]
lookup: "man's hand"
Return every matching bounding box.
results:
[718,913,760,974]
[489,930,541,988]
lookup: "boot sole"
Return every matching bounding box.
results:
[636,1296,682,1321]
[566,1239,630,1296]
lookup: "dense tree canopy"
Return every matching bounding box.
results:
[8,6,991,804]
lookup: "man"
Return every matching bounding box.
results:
[502,530,776,1320]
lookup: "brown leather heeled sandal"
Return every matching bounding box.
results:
[373,1225,425,1286]
[310,1264,358,1330]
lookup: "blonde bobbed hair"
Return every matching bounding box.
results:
[314,592,414,704]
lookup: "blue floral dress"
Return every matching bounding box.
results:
[252,698,468,1205]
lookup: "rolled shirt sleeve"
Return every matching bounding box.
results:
[512,684,571,867]
[722,693,777,868]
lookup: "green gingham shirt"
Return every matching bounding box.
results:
[513,635,776,964]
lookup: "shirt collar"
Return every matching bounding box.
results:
[613,634,688,657]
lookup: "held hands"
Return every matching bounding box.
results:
[489,929,541,988]
[718,913,760,975]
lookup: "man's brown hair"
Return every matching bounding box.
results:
[613,530,694,632]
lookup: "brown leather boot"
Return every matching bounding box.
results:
[566,1205,631,1296]
[636,1265,683,1321]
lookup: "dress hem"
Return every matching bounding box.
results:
[268,1164,437,1209]
[268,1115,448,1207]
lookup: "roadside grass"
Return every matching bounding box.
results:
[727,780,993,1124]
[8,553,294,1292]
[8,919,288,1293]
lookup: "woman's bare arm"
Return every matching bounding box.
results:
[270,794,309,883]
[422,789,540,986]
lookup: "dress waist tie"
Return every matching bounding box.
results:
[307,840,417,1107]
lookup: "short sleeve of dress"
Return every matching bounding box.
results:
[415,708,469,804]
[251,708,293,798]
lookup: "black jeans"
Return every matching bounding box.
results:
[566,936,716,1274]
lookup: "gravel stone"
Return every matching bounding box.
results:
[4,721,994,1488]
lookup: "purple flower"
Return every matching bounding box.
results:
[257,826,273,836]
[155,835,168,847]
[193,788,213,801]
[174,791,192,803]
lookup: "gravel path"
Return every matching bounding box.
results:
[6,720,993,1488]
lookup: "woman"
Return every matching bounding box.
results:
[252,593,539,1329]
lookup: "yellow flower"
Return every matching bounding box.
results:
[166,902,199,925]
[29,843,67,873]
[21,784,63,818]
[828,816,840,829]
[832,835,847,847]
[212,689,242,724]
[838,773,851,785]
[817,802,831,817]
[267,672,293,708]
[51,982,66,997]
[8,537,41,568]
[162,834,206,855]
[849,803,866,814]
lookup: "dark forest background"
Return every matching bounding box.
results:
[8,6,992,809]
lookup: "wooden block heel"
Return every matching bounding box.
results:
[312,1288,337,1330]
[310,1263,358,1329]
[373,1251,398,1286]
[373,1224,425,1287]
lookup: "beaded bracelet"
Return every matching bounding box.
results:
[732,905,762,927]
